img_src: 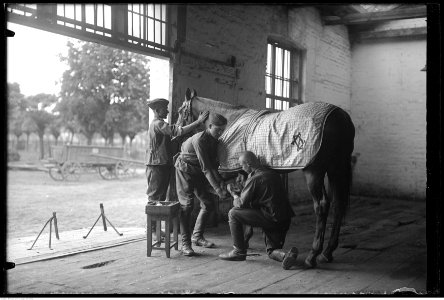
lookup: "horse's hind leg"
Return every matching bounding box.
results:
[318,154,352,264]
[303,166,329,268]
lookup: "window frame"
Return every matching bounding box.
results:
[265,39,304,111]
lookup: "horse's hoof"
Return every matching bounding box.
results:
[316,253,333,264]
[304,257,317,268]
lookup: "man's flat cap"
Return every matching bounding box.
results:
[209,113,227,126]
[146,98,169,109]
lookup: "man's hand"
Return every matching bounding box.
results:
[227,183,238,197]
[197,111,209,124]
[216,181,228,198]
[215,187,228,198]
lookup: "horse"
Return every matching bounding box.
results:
[175,88,355,268]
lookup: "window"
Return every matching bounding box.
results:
[265,41,303,111]
[127,4,168,51]
[6,4,171,57]
[56,4,112,37]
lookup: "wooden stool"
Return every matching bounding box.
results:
[145,201,180,258]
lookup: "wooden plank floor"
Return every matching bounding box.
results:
[6,196,427,295]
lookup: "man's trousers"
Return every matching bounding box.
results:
[175,168,215,245]
[228,207,291,255]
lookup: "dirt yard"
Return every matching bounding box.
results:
[7,169,148,240]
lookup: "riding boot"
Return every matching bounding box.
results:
[191,209,215,247]
[244,225,253,249]
[229,218,247,252]
[180,208,193,253]
[268,247,298,270]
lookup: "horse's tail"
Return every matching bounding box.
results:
[327,108,355,223]
[341,110,355,220]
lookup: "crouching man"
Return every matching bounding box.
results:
[219,151,298,270]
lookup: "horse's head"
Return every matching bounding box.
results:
[175,88,198,127]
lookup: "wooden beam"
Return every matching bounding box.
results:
[324,6,427,25]
[357,27,427,40]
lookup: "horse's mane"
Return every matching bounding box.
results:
[195,96,249,111]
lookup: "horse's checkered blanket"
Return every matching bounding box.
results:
[217,102,338,171]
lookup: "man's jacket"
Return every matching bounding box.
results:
[234,167,295,223]
[174,130,223,192]
[145,117,183,166]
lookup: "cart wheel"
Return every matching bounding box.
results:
[49,166,65,181]
[62,162,81,181]
[115,161,136,179]
[98,165,116,180]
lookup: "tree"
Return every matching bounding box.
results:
[7,83,27,150]
[22,117,37,151]
[48,117,63,145]
[26,94,58,159]
[58,41,150,145]
[111,99,146,147]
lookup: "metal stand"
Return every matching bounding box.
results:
[83,203,123,239]
[28,212,60,250]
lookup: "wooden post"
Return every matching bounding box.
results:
[146,210,152,257]
[156,220,162,246]
[49,217,52,249]
[53,212,59,240]
[165,217,171,258]
[100,203,107,231]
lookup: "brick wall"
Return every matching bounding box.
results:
[171,5,352,204]
[288,7,351,110]
[350,31,426,200]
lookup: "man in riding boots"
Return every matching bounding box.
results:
[220,151,298,270]
[145,97,208,206]
[175,112,228,256]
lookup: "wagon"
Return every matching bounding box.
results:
[46,145,144,181]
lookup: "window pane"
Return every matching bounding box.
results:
[128,13,133,35]
[284,50,290,79]
[75,4,82,21]
[161,4,166,21]
[64,4,75,19]
[97,5,103,27]
[275,100,282,110]
[147,4,154,17]
[148,18,154,41]
[275,79,282,97]
[85,5,94,25]
[265,75,271,94]
[162,23,166,45]
[275,47,282,78]
[266,98,271,109]
[155,21,161,44]
[266,44,272,75]
[283,80,289,98]
[133,15,140,38]
[57,4,63,16]
[104,5,111,29]
[155,4,161,20]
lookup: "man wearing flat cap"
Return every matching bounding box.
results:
[174,112,229,256]
[145,98,208,206]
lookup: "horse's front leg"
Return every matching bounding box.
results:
[304,168,330,268]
